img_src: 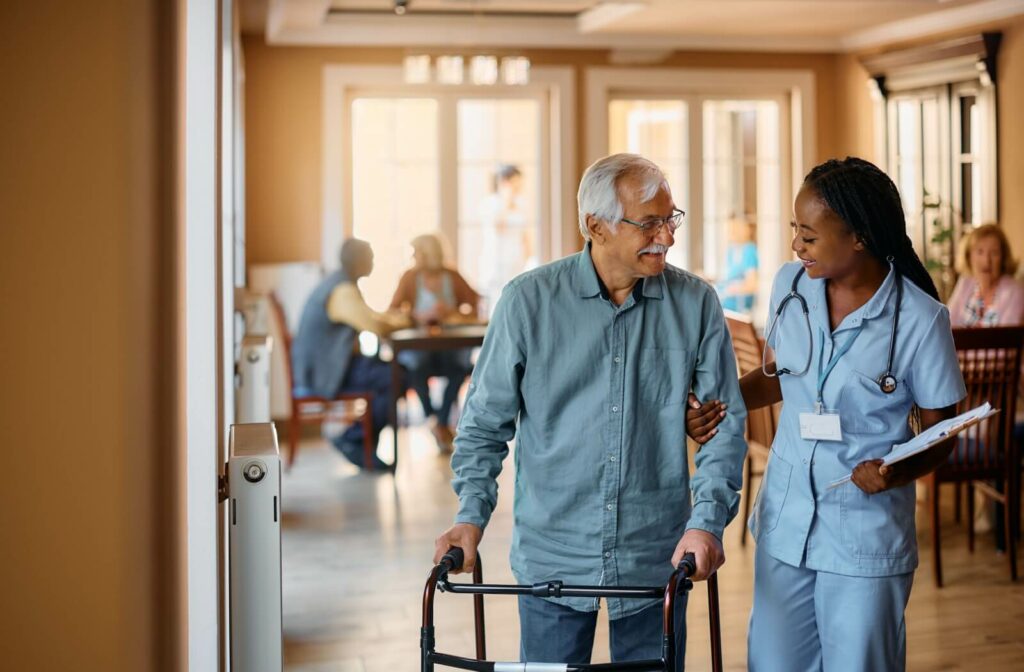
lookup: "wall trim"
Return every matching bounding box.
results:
[842,0,1024,52]
[276,14,840,52]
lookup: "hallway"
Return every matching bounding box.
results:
[281,430,1024,671]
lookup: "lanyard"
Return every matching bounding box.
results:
[816,327,863,412]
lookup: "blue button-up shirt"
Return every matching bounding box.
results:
[751,261,966,576]
[451,245,747,618]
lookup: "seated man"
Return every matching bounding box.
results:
[291,238,411,469]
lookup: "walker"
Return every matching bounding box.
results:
[421,548,723,671]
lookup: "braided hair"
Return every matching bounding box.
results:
[803,157,939,301]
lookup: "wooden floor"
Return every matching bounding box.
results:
[281,428,1024,671]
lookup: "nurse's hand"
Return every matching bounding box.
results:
[685,394,727,445]
[671,529,724,581]
[851,458,905,494]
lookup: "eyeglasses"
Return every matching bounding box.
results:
[620,208,685,235]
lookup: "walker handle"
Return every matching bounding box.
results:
[440,547,465,573]
[677,552,697,578]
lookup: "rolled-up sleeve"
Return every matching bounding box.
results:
[685,293,748,539]
[451,284,526,530]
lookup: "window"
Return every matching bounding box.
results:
[702,100,782,303]
[608,95,786,318]
[456,98,542,305]
[351,98,440,310]
[323,65,574,315]
[608,99,689,269]
[865,33,1001,299]
[349,94,545,312]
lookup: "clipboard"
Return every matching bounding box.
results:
[828,403,1000,489]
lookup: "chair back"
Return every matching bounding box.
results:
[950,325,1024,477]
[267,292,296,398]
[724,310,778,449]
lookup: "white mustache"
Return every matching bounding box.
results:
[639,244,668,255]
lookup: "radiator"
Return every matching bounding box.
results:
[236,335,272,424]
[227,423,283,672]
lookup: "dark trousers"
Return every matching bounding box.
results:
[330,355,399,469]
[398,349,472,426]
[517,596,686,670]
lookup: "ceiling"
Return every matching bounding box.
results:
[241,0,1024,52]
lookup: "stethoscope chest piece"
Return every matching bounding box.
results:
[878,373,898,394]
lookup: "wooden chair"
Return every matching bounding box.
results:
[724,311,779,546]
[267,293,376,470]
[925,325,1023,587]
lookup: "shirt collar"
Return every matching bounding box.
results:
[574,243,603,298]
[574,242,666,301]
[807,262,898,333]
[856,263,898,322]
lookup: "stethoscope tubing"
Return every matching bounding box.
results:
[761,265,902,395]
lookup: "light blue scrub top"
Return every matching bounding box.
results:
[750,261,966,577]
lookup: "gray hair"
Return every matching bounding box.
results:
[577,153,668,241]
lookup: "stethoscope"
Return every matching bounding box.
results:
[761,262,903,395]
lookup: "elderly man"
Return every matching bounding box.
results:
[433,154,747,668]
[291,238,410,470]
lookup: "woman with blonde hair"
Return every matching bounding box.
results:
[946,224,1024,540]
[948,223,1024,327]
[390,233,480,452]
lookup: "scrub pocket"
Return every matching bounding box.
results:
[749,448,792,539]
[840,481,915,559]
[840,369,910,434]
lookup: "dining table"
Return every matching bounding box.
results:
[383,322,488,470]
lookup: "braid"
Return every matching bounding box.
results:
[804,157,939,301]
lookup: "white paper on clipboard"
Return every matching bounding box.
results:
[828,403,999,489]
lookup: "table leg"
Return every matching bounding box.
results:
[391,353,401,472]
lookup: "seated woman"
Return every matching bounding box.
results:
[946,223,1024,539]
[948,223,1024,327]
[390,233,480,453]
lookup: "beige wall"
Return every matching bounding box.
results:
[999,16,1024,255]
[243,39,843,265]
[0,2,177,670]
[833,53,878,162]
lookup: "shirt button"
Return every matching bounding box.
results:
[614,356,621,363]
[609,455,617,461]
[604,551,612,558]
[606,504,614,510]
[612,405,619,412]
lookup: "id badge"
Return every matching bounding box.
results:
[799,410,843,441]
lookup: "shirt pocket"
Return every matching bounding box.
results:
[749,447,792,538]
[839,368,910,435]
[840,481,915,559]
[639,347,694,406]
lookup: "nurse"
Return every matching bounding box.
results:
[688,157,966,671]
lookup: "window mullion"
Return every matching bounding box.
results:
[439,94,459,259]
[688,94,702,274]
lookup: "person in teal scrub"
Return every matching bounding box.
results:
[718,217,759,313]
[688,157,966,671]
